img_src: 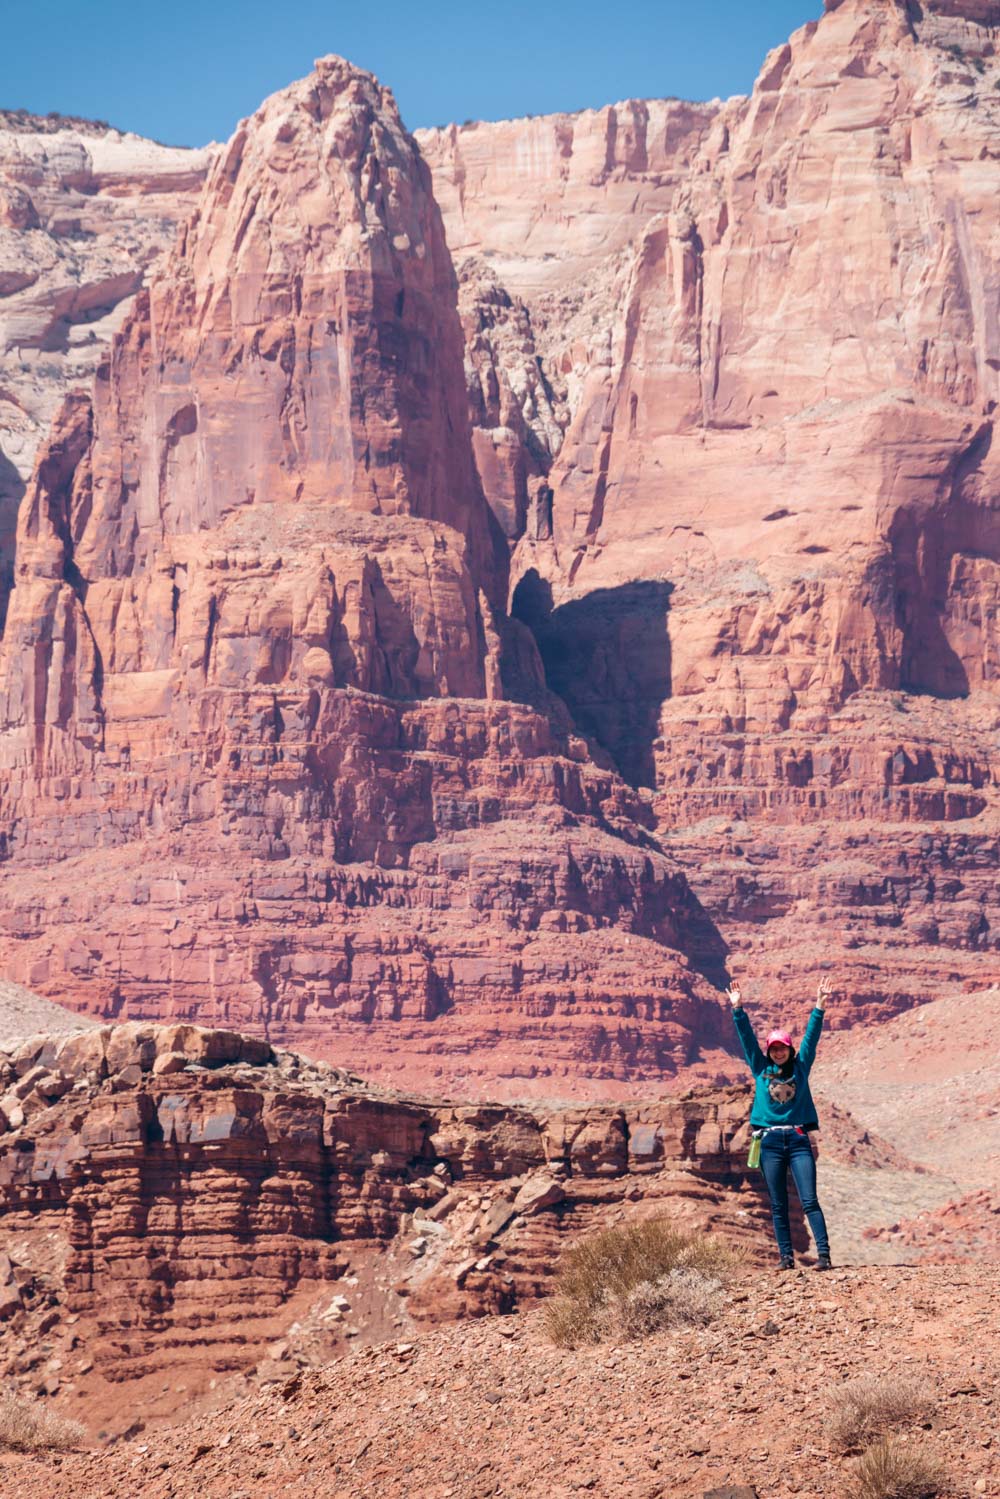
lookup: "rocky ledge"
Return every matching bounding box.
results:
[0,1020,775,1423]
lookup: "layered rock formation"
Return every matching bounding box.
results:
[3,0,1000,1092]
[422,0,1000,1030]
[0,1019,771,1418]
[0,61,726,1092]
[0,111,212,620]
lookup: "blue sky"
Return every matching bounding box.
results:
[1,1,821,147]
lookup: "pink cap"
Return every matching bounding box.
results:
[765,1029,793,1052]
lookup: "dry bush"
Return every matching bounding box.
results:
[600,1266,724,1340]
[0,1392,86,1453]
[846,1438,944,1499]
[544,1217,736,1347]
[827,1373,935,1452]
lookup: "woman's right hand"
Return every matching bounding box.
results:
[726,980,743,1008]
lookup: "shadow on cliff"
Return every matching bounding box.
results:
[0,448,25,638]
[883,423,999,701]
[511,571,673,789]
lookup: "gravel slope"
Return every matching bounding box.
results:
[5,1265,996,1499]
[0,979,99,1049]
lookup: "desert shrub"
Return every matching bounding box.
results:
[846,1438,943,1499]
[544,1216,736,1347]
[601,1266,724,1340]
[827,1374,935,1452]
[0,1392,86,1452]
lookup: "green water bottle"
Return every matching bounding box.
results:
[747,1135,762,1169]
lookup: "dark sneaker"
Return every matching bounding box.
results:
[815,1255,833,1271]
[779,1256,795,1270]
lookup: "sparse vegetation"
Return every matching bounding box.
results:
[0,1392,86,1453]
[846,1438,944,1499]
[544,1216,737,1347]
[0,107,114,135]
[827,1373,935,1452]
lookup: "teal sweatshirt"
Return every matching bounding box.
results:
[732,1005,823,1129]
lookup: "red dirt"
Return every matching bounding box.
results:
[4,1264,997,1499]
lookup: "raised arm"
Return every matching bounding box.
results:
[727,980,767,1076]
[798,976,832,1072]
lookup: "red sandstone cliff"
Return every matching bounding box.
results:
[0,60,726,1092]
[0,112,212,623]
[2,2,1000,1092]
[422,0,1000,1029]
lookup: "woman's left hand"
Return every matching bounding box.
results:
[816,975,833,1008]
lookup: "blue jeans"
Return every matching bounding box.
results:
[760,1130,830,1260]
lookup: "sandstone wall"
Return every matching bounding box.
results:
[2,2,999,1089]
[424,0,1000,1029]
[0,112,211,624]
[0,61,727,1090]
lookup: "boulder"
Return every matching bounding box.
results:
[479,1197,516,1241]
[33,1071,72,1101]
[112,1063,144,1090]
[105,1024,159,1075]
[512,1176,565,1215]
[12,1039,45,1078]
[13,1065,49,1099]
[152,1052,188,1077]
[54,1030,110,1082]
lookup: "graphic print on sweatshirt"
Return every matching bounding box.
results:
[768,1075,797,1105]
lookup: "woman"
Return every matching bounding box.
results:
[727,975,833,1271]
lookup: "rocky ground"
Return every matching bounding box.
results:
[3,1264,996,1499]
[0,1007,995,1492]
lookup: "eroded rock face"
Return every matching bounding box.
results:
[0,61,725,1092]
[4,2,1000,1088]
[424,0,1000,1023]
[73,58,502,588]
[0,1021,770,1396]
[416,99,720,532]
[0,110,212,621]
